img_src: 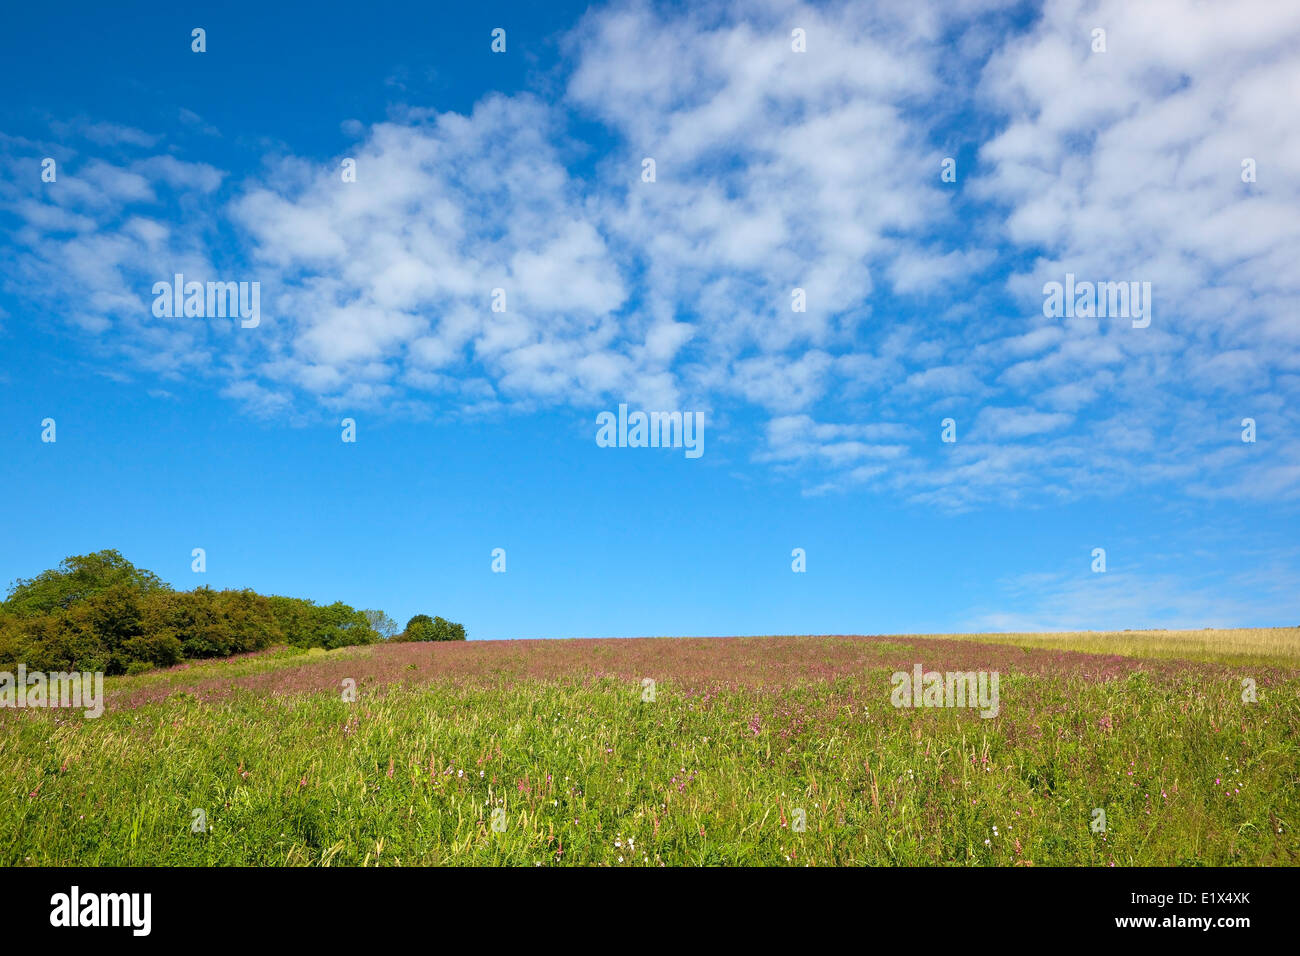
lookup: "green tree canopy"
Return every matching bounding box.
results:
[429,616,467,642]
[363,609,399,639]
[399,613,466,642]
[0,551,393,674]
[3,549,167,617]
[402,614,435,642]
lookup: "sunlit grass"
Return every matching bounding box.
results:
[916,628,1300,668]
[2,633,1296,866]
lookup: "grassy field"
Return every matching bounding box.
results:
[2,633,1297,866]
[921,627,1300,669]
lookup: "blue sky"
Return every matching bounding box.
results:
[2,0,1298,638]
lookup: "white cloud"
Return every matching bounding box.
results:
[3,0,1297,511]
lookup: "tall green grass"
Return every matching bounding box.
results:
[3,643,1296,866]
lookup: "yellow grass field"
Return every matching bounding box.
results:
[912,628,1300,668]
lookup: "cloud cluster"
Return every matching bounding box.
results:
[3,0,1297,507]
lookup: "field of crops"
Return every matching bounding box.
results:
[2,633,1297,866]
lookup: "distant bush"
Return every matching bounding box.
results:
[145,587,278,661]
[399,614,435,642]
[397,613,466,642]
[312,601,380,650]
[0,550,388,675]
[429,616,467,642]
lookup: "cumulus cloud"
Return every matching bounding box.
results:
[1,0,1296,509]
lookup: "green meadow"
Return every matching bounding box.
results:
[2,633,1297,866]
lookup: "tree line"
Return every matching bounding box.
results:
[0,550,465,675]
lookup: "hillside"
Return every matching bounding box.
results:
[3,633,1296,866]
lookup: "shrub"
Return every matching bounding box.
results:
[145,588,277,661]
[429,616,467,642]
[0,552,396,675]
[311,602,380,650]
[266,595,322,647]
[401,614,436,642]
[399,614,466,642]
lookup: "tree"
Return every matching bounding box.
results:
[146,588,278,661]
[266,595,319,647]
[0,551,435,674]
[60,583,149,674]
[400,614,466,642]
[4,549,167,616]
[429,616,467,642]
[312,602,380,649]
[363,609,399,639]
[401,614,435,642]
